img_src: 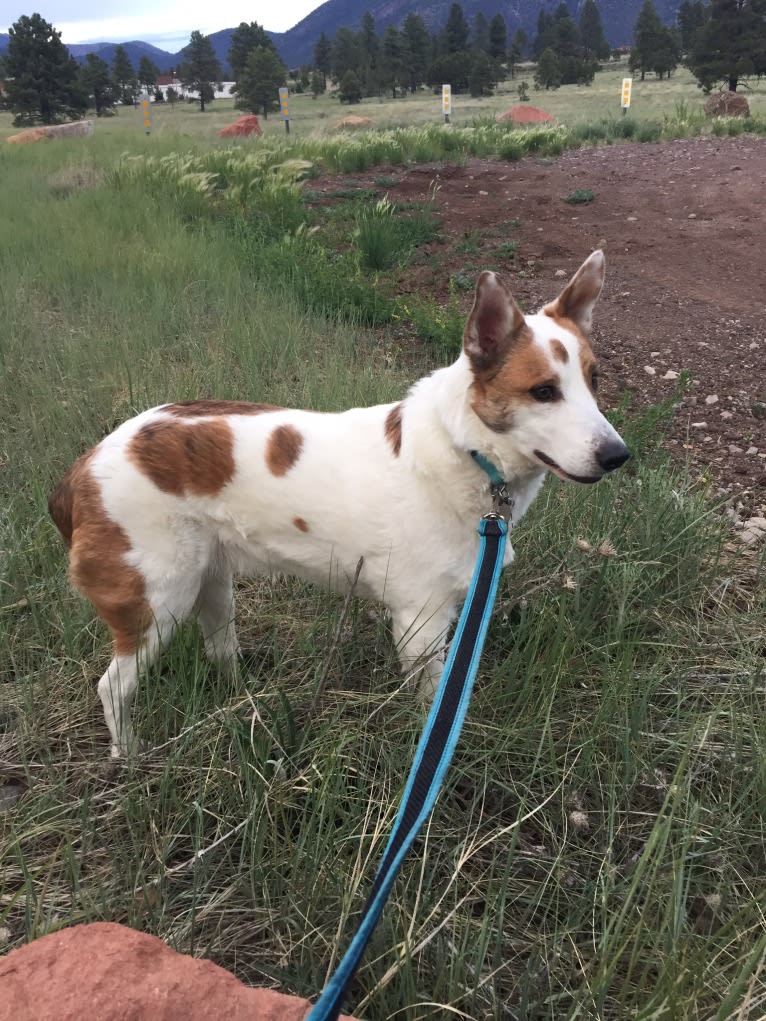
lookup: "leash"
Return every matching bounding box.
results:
[306,462,510,1021]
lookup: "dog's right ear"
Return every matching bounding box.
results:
[463,271,526,375]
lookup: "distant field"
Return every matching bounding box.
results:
[2,61,765,145]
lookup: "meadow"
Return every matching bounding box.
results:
[0,65,765,1020]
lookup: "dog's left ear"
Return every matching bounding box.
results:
[544,249,605,335]
[464,271,526,375]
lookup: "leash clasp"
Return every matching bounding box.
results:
[491,483,514,525]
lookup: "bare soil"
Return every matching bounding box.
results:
[313,136,766,510]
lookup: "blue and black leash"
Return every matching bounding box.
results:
[307,499,509,1021]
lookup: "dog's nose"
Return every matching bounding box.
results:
[596,439,631,473]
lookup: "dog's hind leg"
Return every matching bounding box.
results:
[197,568,241,673]
[391,605,454,702]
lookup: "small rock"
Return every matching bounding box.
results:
[627,216,637,221]
[720,410,734,420]
[598,238,607,247]
[752,402,766,420]
[705,394,719,405]
[644,365,656,376]
[0,926,10,946]
[746,446,758,455]
[554,269,567,278]
[478,190,488,196]
[688,213,697,219]
[728,445,743,454]
[662,370,679,380]
[691,422,707,429]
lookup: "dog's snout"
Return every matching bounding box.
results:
[596,439,631,473]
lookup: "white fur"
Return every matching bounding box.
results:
[77,252,628,756]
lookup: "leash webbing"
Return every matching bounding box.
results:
[306,514,508,1021]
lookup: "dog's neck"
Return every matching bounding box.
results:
[402,357,547,523]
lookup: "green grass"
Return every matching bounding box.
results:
[0,120,764,1021]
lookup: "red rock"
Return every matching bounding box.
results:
[217,115,263,138]
[0,922,359,1021]
[704,91,750,118]
[497,105,555,125]
[335,115,373,129]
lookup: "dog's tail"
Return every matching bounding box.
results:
[48,454,90,548]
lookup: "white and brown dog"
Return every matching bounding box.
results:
[50,251,629,757]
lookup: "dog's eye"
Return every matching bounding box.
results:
[591,371,600,391]
[530,385,559,403]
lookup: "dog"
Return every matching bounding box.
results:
[49,250,630,757]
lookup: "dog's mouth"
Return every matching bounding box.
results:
[533,449,602,485]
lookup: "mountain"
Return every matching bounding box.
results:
[0,2,683,74]
[266,0,683,67]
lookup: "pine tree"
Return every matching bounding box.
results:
[688,0,766,92]
[631,0,665,81]
[82,53,116,116]
[236,46,286,117]
[489,13,508,62]
[535,47,562,89]
[580,0,611,61]
[381,25,403,98]
[229,22,275,84]
[469,50,495,96]
[314,32,332,88]
[177,30,222,112]
[331,28,361,83]
[445,3,470,54]
[509,27,528,78]
[473,12,490,54]
[138,56,160,94]
[5,13,87,125]
[338,68,362,104]
[112,44,137,105]
[402,13,431,93]
[678,1,708,52]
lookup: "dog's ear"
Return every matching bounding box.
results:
[544,250,605,335]
[463,271,525,375]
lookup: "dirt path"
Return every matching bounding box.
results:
[315,136,766,512]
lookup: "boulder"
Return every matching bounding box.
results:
[0,921,359,1021]
[704,92,750,118]
[335,115,373,129]
[217,115,263,138]
[7,120,94,144]
[497,105,554,125]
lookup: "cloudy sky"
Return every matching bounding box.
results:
[1,2,323,49]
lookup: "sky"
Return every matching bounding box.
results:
[1,2,324,49]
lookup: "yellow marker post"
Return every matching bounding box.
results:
[621,77,632,115]
[442,83,451,125]
[279,87,290,135]
[141,96,153,135]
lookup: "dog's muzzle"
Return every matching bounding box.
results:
[595,439,631,474]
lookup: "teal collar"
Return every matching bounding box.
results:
[470,450,507,487]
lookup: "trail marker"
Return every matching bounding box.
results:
[141,95,152,135]
[621,77,632,115]
[442,83,451,124]
[279,87,290,135]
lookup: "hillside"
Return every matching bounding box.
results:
[0,1,684,72]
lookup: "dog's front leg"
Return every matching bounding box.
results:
[390,606,454,702]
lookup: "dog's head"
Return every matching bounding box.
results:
[463,250,630,483]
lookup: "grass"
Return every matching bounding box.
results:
[564,189,596,204]
[0,113,764,1021]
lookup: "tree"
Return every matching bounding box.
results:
[652,26,681,79]
[402,13,431,92]
[4,14,87,125]
[473,12,490,53]
[138,55,160,94]
[314,31,332,87]
[359,12,380,96]
[82,53,116,116]
[228,21,274,83]
[580,0,611,61]
[533,10,556,58]
[310,69,325,98]
[688,0,766,92]
[380,25,403,98]
[469,51,495,96]
[489,14,508,62]
[331,27,361,83]
[678,0,708,52]
[631,0,665,80]
[535,47,562,89]
[112,44,137,105]
[338,68,362,103]
[236,45,285,117]
[508,27,528,78]
[445,3,470,53]
[178,30,222,112]
[426,52,471,92]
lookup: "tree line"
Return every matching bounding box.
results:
[2,2,764,126]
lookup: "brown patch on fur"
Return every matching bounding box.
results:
[470,333,560,432]
[50,452,150,656]
[543,310,598,394]
[164,400,281,418]
[265,424,303,477]
[385,403,403,457]
[550,339,569,364]
[293,516,309,532]
[128,419,236,497]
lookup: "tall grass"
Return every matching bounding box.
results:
[0,132,764,1021]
